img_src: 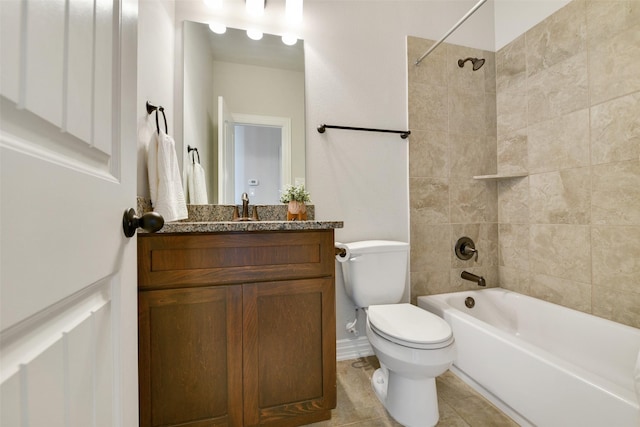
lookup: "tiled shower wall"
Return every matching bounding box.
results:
[496,0,639,328]
[409,0,640,329]
[407,38,498,302]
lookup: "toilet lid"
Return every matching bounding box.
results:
[368,304,454,350]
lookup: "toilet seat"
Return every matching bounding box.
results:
[368,304,454,350]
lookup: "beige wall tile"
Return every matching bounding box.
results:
[496,34,526,93]
[529,224,591,283]
[498,223,529,271]
[592,225,640,294]
[408,129,449,178]
[499,266,531,295]
[529,273,592,313]
[590,91,640,165]
[409,177,449,223]
[528,108,590,173]
[586,0,640,41]
[485,92,497,138]
[410,222,451,272]
[483,50,497,94]
[526,0,587,77]
[450,179,498,224]
[496,84,527,137]
[407,36,447,87]
[497,130,528,174]
[529,168,591,224]
[592,286,640,329]
[450,133,496,178]
[408,82,448,132]
[588,23,640,105]
[591,160,640,225]
[498,177,529,224]
[410,270,451,303]
[527,52,589,125]
[448,90,487,136]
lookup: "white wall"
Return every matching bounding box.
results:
[137,0,176,198]
[494,0,570,50]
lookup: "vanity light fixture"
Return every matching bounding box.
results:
[209,23,227,34]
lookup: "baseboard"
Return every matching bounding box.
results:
[336,336,374,361]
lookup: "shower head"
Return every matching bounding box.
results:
[458,57,485,71]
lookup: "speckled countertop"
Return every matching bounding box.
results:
[137,197,343,233]
[155,220,344,233]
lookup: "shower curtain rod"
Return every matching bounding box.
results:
[415,0,488,66]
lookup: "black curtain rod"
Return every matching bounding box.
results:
[317,124,410,139]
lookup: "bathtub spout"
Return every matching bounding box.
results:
[461,271,486,287]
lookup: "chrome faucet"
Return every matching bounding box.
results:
[461,271,486,287]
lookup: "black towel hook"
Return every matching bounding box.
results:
[146,101,168,134]
[187,145,200,164]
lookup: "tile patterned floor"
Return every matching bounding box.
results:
[307,356,518,427]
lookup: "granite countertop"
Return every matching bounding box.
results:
[136,197,343,233]
[153,220,344,233]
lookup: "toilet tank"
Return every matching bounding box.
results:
[340,240,409,308]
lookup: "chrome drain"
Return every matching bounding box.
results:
[465,297,475,308]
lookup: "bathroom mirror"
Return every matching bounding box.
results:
[183,21,306,205]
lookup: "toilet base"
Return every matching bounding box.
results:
[371,367,439,427]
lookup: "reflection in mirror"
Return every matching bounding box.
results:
[183,21,305,205]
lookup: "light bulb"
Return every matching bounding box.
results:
[209,23,227,34]
[285,0,303,23]
[247,29,263,41]
[281,34,297,46]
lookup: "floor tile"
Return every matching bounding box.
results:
[307,356,518,427]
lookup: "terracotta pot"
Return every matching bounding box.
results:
[287,201,307,221]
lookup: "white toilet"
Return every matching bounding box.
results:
[338,240,456,427]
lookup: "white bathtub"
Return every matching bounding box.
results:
[417,288,640,427]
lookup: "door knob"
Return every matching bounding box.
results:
[122,209,164,237]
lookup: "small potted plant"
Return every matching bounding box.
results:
[280,184,311,221]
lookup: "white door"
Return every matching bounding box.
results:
[0,0,138,426]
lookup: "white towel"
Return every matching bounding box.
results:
[187,160,208,204]
[147,130,188,222]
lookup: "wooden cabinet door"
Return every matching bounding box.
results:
[243,278,336,426]
[139,286,243,427]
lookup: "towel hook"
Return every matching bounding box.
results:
[187,145,200,164]
[146,101,168,134]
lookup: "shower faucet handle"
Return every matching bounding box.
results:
[455,237,479,262]
[465,246,479,262]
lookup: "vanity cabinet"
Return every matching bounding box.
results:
[138,230,337,427]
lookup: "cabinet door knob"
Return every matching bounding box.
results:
[122,208,164,237]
